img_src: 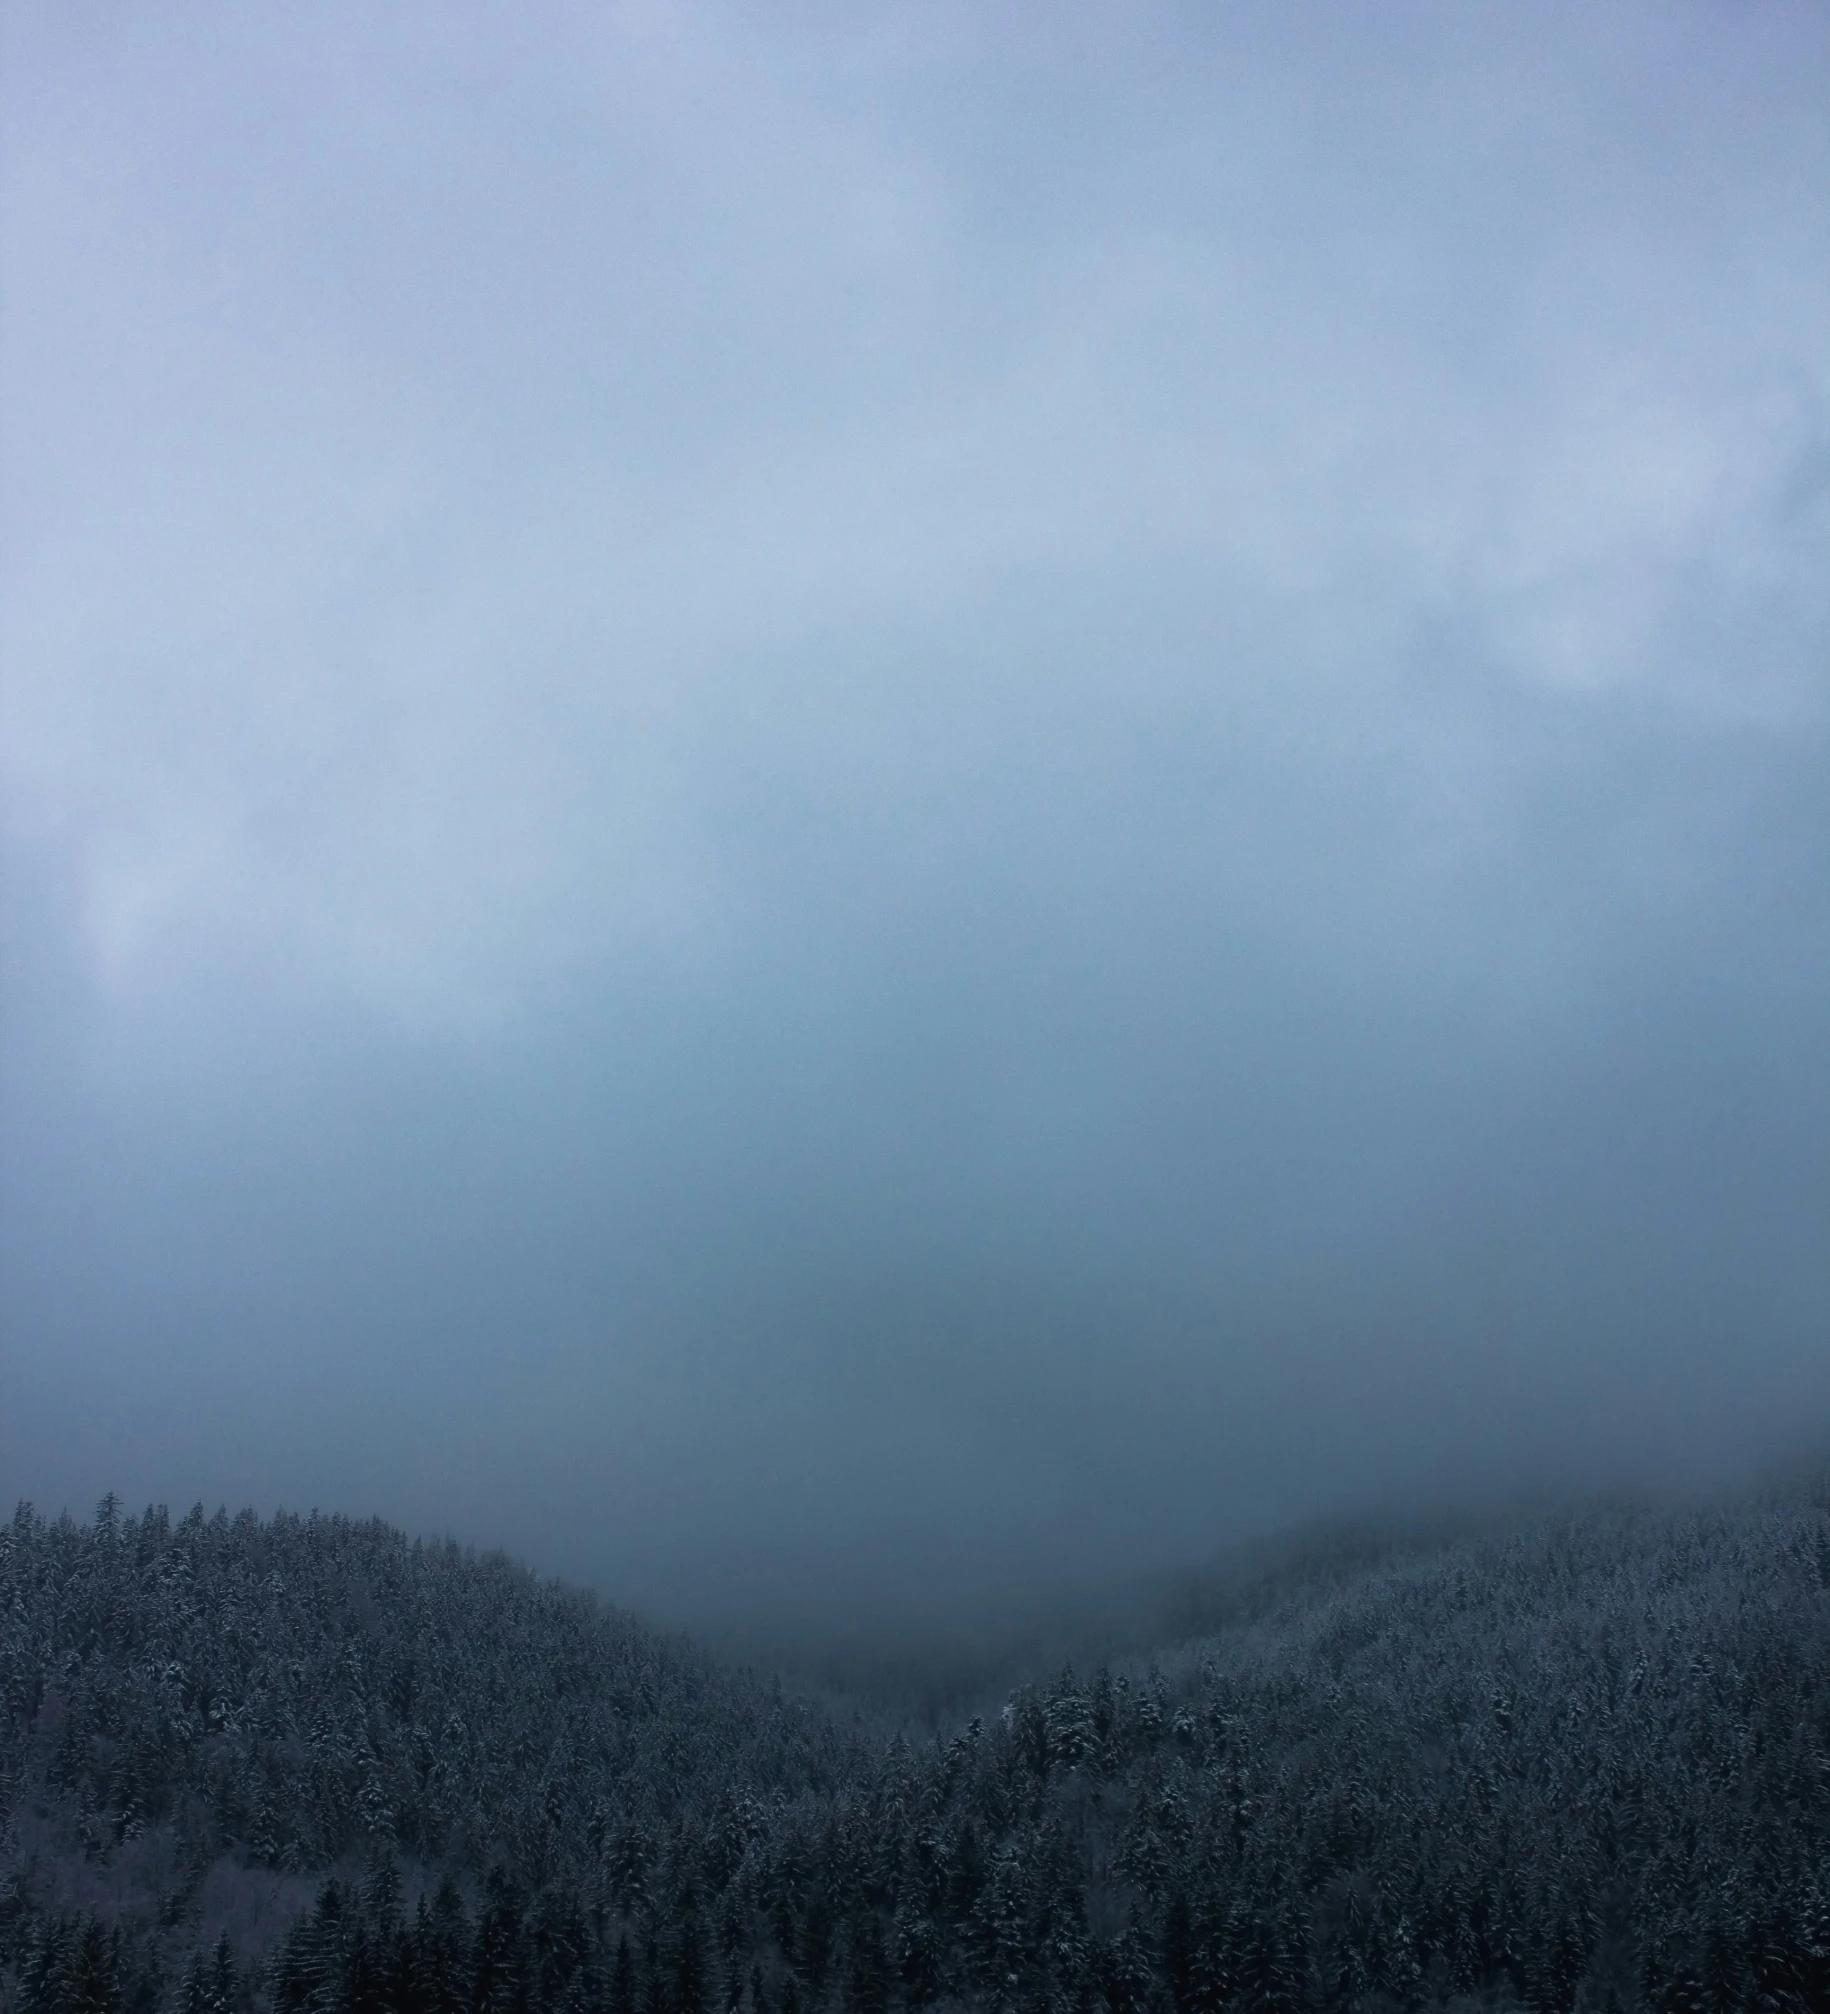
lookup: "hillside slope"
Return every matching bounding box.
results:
[5,1485,1830,2012]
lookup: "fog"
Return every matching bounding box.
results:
[3,2,1827,1644]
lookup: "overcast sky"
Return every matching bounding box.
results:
[3,1,1828,1638]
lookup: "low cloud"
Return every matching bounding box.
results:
[3,0,1827,1636]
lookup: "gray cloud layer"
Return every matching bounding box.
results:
[3,2,1828,1635]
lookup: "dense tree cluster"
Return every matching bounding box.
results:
[5,1485,1830,2012]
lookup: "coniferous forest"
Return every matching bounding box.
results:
[5,1484,1830,2014]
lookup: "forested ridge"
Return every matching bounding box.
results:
[5,1483,1830,2014]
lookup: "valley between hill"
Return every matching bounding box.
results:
[5,1481,1830,2012]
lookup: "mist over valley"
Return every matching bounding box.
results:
[3,3,1829,2007]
